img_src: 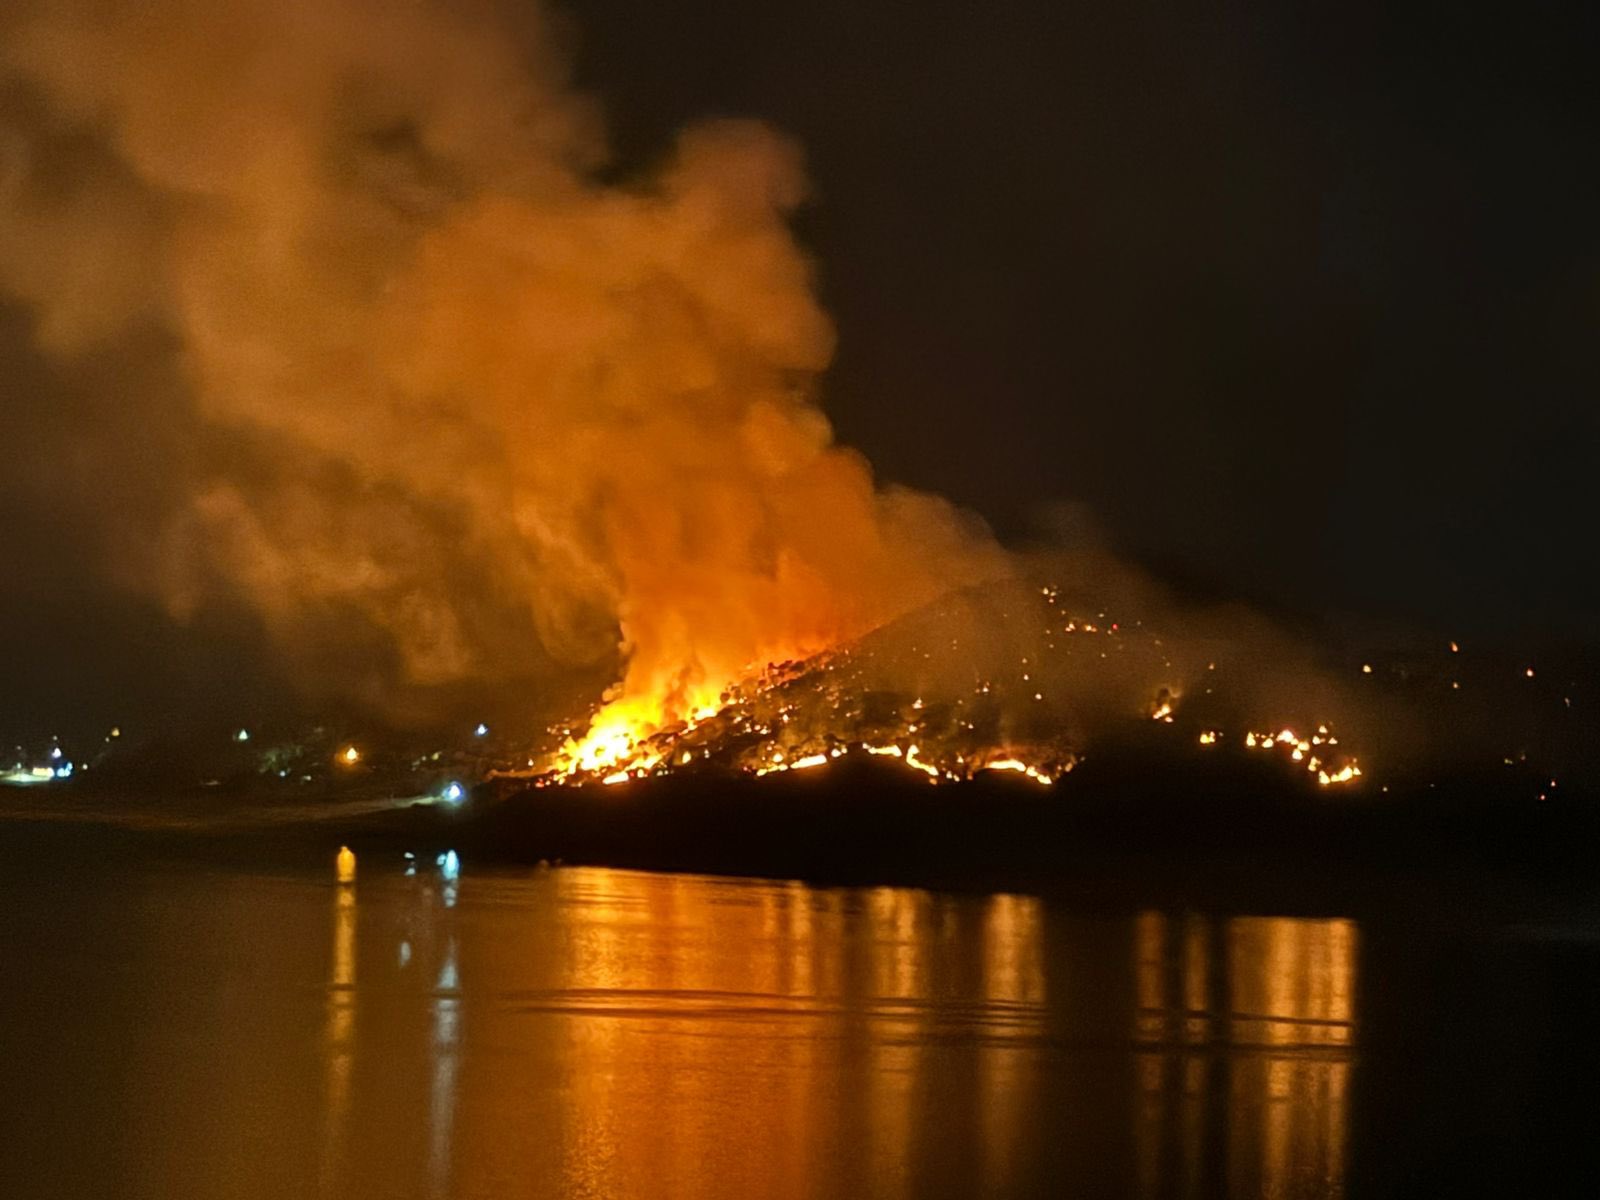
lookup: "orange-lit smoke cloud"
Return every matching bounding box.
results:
[0,0,1004,725]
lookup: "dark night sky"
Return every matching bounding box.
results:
[2,0,1598,738]
[567,0,1600,637]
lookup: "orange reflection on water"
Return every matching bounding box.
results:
[1133,912,1357,1200]
[434,870,1051,1200]
[320,885,356,1193]
[263,869,1365,1199]
[978,893,1045,1198]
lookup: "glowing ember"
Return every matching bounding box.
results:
[1317,764,1362,786]
[753,750,837,778]
[978,758,1054,786]
[1242,725,1362,787]
[904,746,941,780]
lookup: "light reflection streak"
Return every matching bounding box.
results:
[429,916,460,1198]
[978,894,1044,1197]
[320,884,356,1194]
[865,887,931,1200]
[1132,912,1357,1200]
[299,868,1356,1199]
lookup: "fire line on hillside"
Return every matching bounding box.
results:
[498,583,1366,792]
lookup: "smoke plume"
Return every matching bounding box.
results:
[0,0,1004,728]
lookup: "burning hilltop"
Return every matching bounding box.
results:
[505,572,1368,794]
[0,0,1517,812]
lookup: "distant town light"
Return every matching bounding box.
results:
[474,723,489,738]
[443,781,465,806]
[235,729,250,743]
[341,745,361,765]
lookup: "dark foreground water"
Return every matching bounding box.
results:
[2,852,1597,1199]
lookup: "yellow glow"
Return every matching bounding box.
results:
[335,844,356,884]
[1239,723,1365,787]
[548,682,727,781]
[904,745,940,780]
[978,758,1053,786]
[564,719,643,774]
[1317,763,1362,786]
[340,745,361,765]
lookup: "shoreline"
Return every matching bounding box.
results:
[9,753,1597,918]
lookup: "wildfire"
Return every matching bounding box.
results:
[1149,688,1177,723]
[1239,725,1362,787]
[977,758,1055,786]
[503,584,1368,796]
[549,688,736,781]
[555,708,662,777]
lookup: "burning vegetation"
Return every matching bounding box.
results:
[502,576,1368,794]
[3,1,1588,822]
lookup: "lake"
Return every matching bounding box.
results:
[2,849,1596,1197]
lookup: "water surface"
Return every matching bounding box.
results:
[0,854,1402,1198]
